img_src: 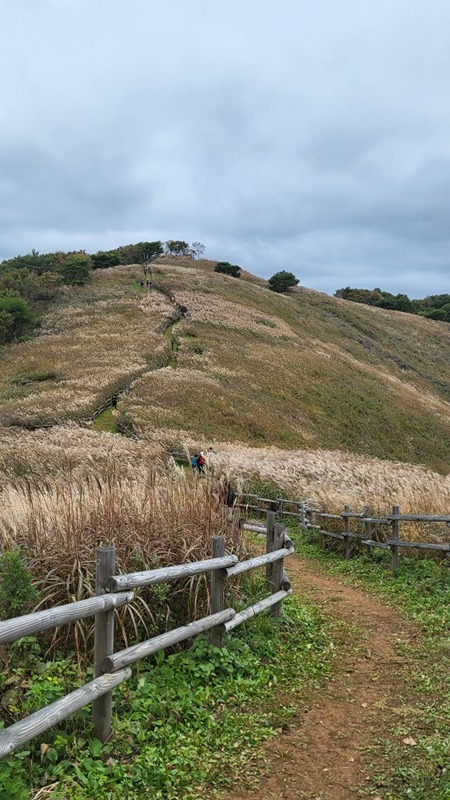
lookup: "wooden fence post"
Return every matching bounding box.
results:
[363,506,372,558]
[209,535,225,648]
[93,546,116,742]
[391,505,400,576]
[231,506,241,537]
[270,524,285,618]
[266,511,276,590]
[299,501,306,526]
[343,505,351,559]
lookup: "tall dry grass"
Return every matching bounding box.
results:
[209,445,450,546]
[0,437,246,660]
[0,425,163,487]
[211,444,450,515]
[0,266,171,427]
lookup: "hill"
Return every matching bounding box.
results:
[0,257,449,473]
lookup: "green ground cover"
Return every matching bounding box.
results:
[93,407,118,433]
[0,587,331,800]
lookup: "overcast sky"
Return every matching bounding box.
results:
[1,0,450,297]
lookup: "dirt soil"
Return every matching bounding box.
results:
[224,555,416,800]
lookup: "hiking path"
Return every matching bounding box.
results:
[224,553,416,800]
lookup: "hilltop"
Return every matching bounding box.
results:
[0,256,449,474]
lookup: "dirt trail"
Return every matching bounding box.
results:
[226,555,415,800]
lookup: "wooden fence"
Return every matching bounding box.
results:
[239,493,450,575]
[0,513,292,759]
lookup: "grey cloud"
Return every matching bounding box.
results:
[0,0,449,296]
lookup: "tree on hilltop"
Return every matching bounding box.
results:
[165,240,191,257]
[268,271,299,293]
[190,242,206,260]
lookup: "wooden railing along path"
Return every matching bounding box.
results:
[0,514,292,759]
[240,493,450,575]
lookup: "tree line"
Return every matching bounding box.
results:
[1,240,206,281]
[335,286,450,323]
[0,241,205,344]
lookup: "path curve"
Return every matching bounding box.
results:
[225,555,415,800]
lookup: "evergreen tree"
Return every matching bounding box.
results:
[268,271,299,293]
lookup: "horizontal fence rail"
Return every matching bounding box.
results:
[1,512,292,758]
[107,556,238,592]
[102,609,236,672]
[384,539,450,551]
[240,494,450,575]
[225,590,292,631]
[242,523,267,534]
[225,547,293,578]
[0,592,134,645]
[0,670,130,760]
[386,514,450,523]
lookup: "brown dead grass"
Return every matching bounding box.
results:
[209,443,450,515]
[124,260,450,471]
[1,258,449,474]
[0,431,246,659]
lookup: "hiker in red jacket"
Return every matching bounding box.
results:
[197,452,206,474]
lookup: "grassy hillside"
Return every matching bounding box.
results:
[0,257,449,472]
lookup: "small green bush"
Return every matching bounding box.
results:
[0,293,37,343]
[91,251,121,270]
[0,549,40,619]
[214,262,241,278]
[58,254,92,286]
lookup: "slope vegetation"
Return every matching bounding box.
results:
[0,258,449,473]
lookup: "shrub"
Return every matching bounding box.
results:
[0,292,37,343]
[421,303,450,322]
[214,262,241,278]
[268,271,299,293]
[0,549,40,618]
[58,253,92,285]
[91,250,121,270]
[29,270,62,300]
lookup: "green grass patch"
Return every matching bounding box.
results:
[0,596,330,800]
[290,524,450,800]
[11,370,59,385]
[93,407,118,433]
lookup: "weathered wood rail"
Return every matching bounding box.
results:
[0,514,293,759]
[239,493,450,575]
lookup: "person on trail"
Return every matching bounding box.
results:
[191,453,199,472]
[197,451,206,474]
[111,395,118,411]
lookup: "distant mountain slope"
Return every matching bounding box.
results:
[0,258,449,472]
